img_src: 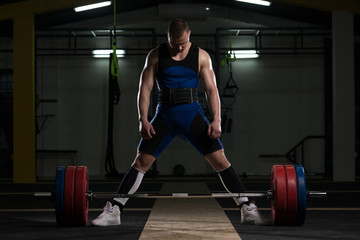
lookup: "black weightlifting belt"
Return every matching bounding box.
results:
[158,88,199,105]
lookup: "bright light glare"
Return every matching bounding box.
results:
[235,0,271,7]
[74,1,112,12]
[93,54,125,58]
[92,49,126,58]
[231,50,259,59]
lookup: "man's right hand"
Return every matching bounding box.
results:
[139,120,156,139]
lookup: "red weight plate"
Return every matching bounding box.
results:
[271,165,287,225]
[74,166,89,226]
[285,165,298,225]
[64,166,76,226]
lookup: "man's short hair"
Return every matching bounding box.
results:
[167,19,190,39]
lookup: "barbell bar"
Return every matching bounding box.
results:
[90,192,271,199]
[92,191,327,199]
[34,191,326,200]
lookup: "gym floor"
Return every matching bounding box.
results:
[0,177,359,240]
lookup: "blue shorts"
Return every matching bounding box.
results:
[138,103,223,158]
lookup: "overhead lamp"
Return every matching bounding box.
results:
[92,49,126,58]
[231,50,259,59]
[235,0,271,7]
[74,1,112,12]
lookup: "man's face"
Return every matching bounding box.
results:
[168,31,191,53]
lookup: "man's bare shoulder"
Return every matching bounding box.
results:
[198,47,212,67]
[198,47,209,56]
[147,48,159,60]
[144,48,159,69]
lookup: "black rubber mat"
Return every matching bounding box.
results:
[0,211,150,240]
[1,180,360,239]
[225,210,360,240]
[209,180,360,240]
[0,182,162,240]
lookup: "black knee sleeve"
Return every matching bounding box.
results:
[116,167,144,194]
[218,165,248,206]
[113,166,144,208]
[218,165,246,193]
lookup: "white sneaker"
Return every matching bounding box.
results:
[91,201,121,227]
[241,201,272,226]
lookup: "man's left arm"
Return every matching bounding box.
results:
[199,48,222,139]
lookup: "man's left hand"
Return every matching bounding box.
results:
[208,120,222,139]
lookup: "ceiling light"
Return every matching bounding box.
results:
[231,50,259,59]
[74,1,112,12]
[235,0,271,7]
[92,49,126,58]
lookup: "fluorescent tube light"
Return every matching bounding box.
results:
[92,49,125,55]
[74,1,112,12]
[93,55,126,58]
[232,50,259,59]
[92,49,126,58]
[235,0,271,7]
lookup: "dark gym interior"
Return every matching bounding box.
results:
[0,0,359,239]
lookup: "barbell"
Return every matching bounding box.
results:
[36,165,326,226]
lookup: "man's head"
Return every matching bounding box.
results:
[167,19,191,52]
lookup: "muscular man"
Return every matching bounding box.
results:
[91,19,269,226]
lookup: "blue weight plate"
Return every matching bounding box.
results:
[55,166,66,226]
[295,165,307,225]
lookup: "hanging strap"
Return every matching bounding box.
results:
[111,0,120,80]
[221,40,238,106]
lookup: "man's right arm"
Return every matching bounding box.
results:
[137,48,158,139]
